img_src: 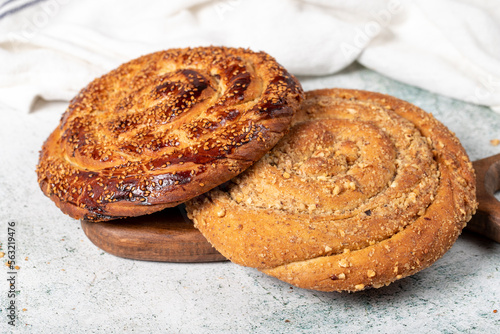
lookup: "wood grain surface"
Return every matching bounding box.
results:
[81,205,226,262]
[468,153,500,243]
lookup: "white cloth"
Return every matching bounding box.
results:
[0,0,499,112]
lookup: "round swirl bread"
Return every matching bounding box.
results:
[186,88,477,292]
[37,47,303,221]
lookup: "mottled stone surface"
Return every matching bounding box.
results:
[1,63,499,333]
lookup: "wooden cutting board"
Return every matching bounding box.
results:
[82,154,500,263]
[81,205,226,262]
[466,153,500,243]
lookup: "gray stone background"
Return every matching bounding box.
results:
[0,63,499,333]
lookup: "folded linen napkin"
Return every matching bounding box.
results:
[0,0,499,112]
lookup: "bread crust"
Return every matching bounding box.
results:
[37,47,303,221]
[187,88,477,292]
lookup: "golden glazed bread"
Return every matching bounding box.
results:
[37,47,303,221]
[186,89,477,292]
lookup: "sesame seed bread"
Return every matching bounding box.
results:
[37,47,304,221]
[186,89,477,292]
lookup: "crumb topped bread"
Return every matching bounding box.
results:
[187,89,477,292]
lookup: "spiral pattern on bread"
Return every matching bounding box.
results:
[37,47,303,221]
[187,89,477,292]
